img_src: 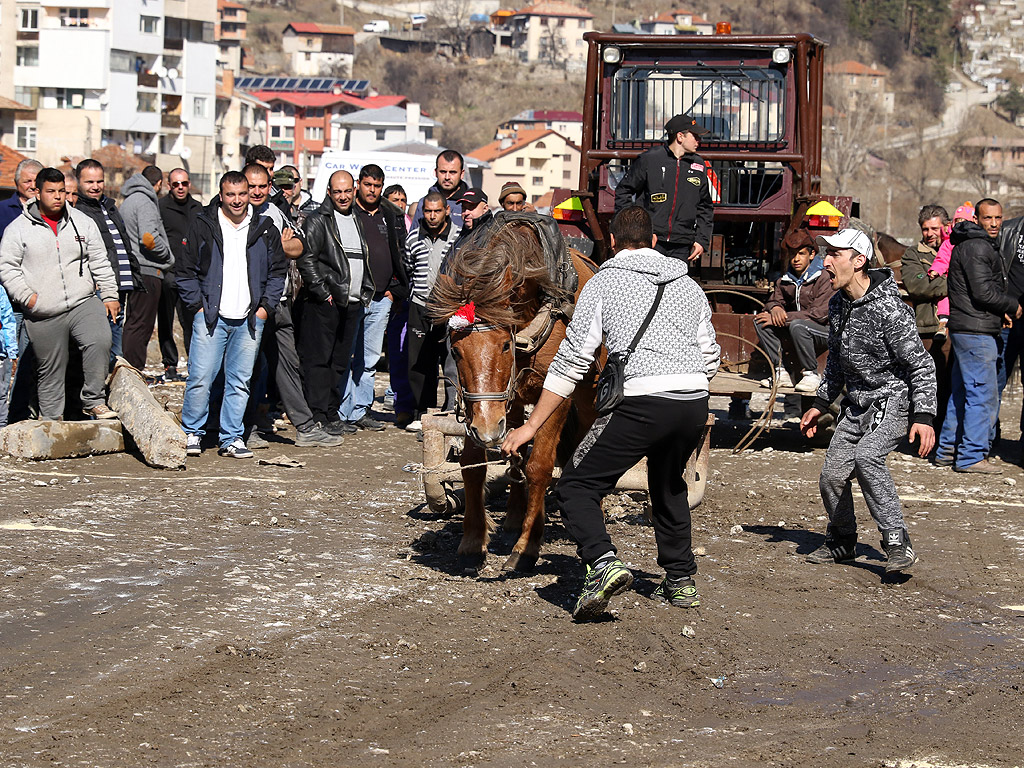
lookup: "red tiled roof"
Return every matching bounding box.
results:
[0,143,28,189]
[826,60,886,77]
[469,128,579,162]
[0,95,33,112]
[248,91,408,110]
[513,2,594,19]
[218,0,246,10]
[284,22,355,36]
[649,8,710,24]
[531,110,583,122]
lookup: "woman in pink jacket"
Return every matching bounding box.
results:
[928,202,976,340]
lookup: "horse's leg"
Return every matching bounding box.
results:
[503,402,527,534]
[503,399,571,572]
[458,439,492,571]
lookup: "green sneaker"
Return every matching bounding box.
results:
[572,559,634,622]
[652,576,700,608]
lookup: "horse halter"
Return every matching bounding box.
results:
[448,323,524,428]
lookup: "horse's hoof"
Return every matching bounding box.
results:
[502,551,538,572]
[458,552,487,573]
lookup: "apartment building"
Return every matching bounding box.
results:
[8,1,219,195]
[282,23,355,78]
[468,128,580,204]
[216,0,246,73]
[506,2,593,71]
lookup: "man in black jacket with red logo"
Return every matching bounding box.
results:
[614,113,714,263]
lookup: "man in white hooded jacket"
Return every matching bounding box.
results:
[503,206,719,622]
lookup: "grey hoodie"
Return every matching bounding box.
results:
[544,247,720,398]
[812,268,937,425]
[120,173,173,277]
[0,200,118,318]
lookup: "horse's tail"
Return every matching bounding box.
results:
[556,401,581,468]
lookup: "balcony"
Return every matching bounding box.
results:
[164,37,183,50]
[138,71,159,88]
[162,114,182,129]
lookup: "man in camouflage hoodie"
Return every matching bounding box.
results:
[800,229,936,574]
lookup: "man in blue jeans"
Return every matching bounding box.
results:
[338,164,409,432]
[177,171,286,459]
[936,198,1022,474]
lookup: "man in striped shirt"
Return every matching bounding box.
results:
[74,159,143,363]
[404,190,460,429]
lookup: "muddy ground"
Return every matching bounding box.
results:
[2,380,1023,768]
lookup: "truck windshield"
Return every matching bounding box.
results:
[610,66,786,145]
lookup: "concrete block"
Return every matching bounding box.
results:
[107,358,186,469]
[0,419,124,460]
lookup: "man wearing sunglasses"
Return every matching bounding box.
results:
[159,168,202,378]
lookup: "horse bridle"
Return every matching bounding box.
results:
[448,323,529,427]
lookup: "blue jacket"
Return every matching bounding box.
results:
[0,195,25,239]
[0,284,16,360]
[176,203,287,333]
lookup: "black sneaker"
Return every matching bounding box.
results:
[218,439,254,459]
[323,420,356,436]
[881,529,919,572]
[162,366,184,383]
[354,414,385,432]
[295,423,344,447]
[652,576,700,608]
[806,537,858,564]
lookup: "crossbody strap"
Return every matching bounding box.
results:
[624,282,667,358]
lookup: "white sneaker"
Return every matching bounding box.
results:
[794,372,822,393]
[405,419,422,433]
[760,368,793,388]
[186,433,202,456]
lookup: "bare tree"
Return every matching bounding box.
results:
[433,0,474,53]
[821,87,880,196]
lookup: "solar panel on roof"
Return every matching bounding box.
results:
[298,78,311,89]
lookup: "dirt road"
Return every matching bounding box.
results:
[2,393,1023,767]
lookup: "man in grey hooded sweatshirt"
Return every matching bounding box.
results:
[0,167,119,420]
[120,165,173,373]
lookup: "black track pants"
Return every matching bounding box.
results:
[556,394,708,579]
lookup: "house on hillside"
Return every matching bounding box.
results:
[468,128,580,204]
[331,105,440,153]
[960,136,1024,201]
[825,59,894,113]
[282,23,356,77]
[497,109,583,145]
[216,0,247,73]
[637,8,714,35]
[508,2,593,71]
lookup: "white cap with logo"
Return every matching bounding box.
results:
[815,228,873,261]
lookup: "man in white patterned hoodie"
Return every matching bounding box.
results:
[503,205,719,622]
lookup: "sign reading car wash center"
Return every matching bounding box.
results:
[311,151,439,203]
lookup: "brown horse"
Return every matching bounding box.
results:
[430,222,600,572]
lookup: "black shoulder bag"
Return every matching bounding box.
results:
[594,282,667,415]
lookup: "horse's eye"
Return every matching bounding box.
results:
[501,340,511,352]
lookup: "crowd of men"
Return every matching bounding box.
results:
[0,148,534,459]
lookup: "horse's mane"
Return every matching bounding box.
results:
[430,222,570,327]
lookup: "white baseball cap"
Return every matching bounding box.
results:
[815,228,873,260]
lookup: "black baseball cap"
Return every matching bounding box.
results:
[457,187,488,207]
[665,114,710,138]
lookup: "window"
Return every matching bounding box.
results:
[19,8,38,30]
[516,157,524,167]
[137,92,158,112]
[140,16,160,34]
[16,125,36,152]
[14,87,40,109]
[535,141,546,148]
[110,50,134,73]
[564,153,571,161]
[375,129,386,141]
[56,88,86,109]
[304,52,312,61]
[532,176,543,185]
[557,18,565,26]
[307,107,324,118]
[304,125,323,140]
[193,96,207,118]
[306,38,314,46]
[563,170,571,180]
[16,47,39,67]
[60,8,90,27]
[271,125,281,138]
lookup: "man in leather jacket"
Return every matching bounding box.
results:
[297,170,372,433]
[935,199,1022,473]
[997,205,1024,440]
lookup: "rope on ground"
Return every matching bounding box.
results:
[403,458,510,476]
